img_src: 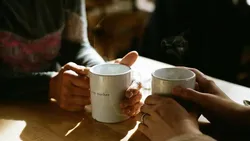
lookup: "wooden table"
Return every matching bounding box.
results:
[1,57,250,141]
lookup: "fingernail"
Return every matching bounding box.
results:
[121,102,128,107]
[137,82,142,90]
[130,112,136,117]
[127,109,131,114]
[121,103,127,108]
[126,92,133,98]
[83,68,90,74]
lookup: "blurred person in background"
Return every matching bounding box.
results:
[0,0,142,115]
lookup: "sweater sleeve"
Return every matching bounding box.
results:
[59,0,105,67]
[0,0,104,101]
[0,71,57,101]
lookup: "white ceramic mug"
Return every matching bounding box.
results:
[89,63,132,123]
[152,67,196,95]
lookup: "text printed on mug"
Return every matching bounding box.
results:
[91,91,110,97]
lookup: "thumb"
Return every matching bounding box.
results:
[119,51,138,67]
[114,58,122,64]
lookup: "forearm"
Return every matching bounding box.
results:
[241,106,250,127]
[168,134,216,141]
[224,103,250,128]
[60,40,105,67]
[61,0,105,67]
[0,71,57,101]
[75,43,105,67]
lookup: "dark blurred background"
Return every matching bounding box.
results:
[86,0,250,87]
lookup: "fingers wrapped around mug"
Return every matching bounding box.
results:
[135,104,163,139]
[121,80,143,116]
[136,105,158,124]
[58,70,91,111]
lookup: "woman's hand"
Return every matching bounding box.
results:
[49,62,90,111]
[116,51,143,117]
[172,68,250,126]
[49,51,143,115]
[136,95,201,141]
[121,80,143,116]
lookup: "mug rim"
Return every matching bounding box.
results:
[152,67,196,81]
[90,63,131,77]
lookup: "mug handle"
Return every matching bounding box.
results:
[132,70,152,91]
[131,70,142,85]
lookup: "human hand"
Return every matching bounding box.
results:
[49,62,90,111]
[136,95,201,141]
[114,51,138,67]
[114,51,143,117]
[172,68,250,126]
[50,50,143,114]
[120,80,143,117]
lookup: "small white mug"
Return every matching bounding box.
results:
[152,67,196,95]
[89,63,132,123]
